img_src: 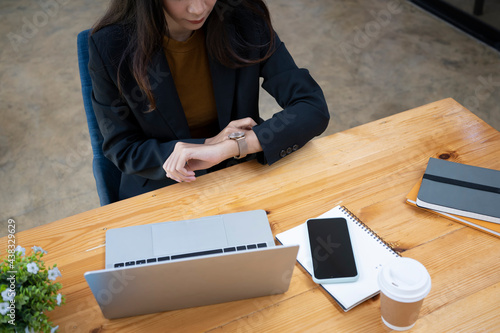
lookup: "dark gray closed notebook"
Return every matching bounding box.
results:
[416,158,500,224]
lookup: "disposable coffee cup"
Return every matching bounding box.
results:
[378,257,431,331]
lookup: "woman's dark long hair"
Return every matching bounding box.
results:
[92,0,275,111]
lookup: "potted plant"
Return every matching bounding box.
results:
[1,245,65,332]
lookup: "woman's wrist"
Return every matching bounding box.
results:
[224,130,263,159]
[220,138,240,160]
[208,129,263,161]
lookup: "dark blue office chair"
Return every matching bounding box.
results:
[77,29,121,205]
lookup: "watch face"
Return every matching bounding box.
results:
[229,132,245,139]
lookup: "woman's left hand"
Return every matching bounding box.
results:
[205,117,257,145]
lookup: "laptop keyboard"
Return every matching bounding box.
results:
[113,243,268,268]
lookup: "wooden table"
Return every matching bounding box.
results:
[2,98,499,332]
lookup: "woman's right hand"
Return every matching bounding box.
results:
[204,117,257,145]
[163,140,239,183]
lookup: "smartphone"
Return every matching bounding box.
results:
[306,217,359,284]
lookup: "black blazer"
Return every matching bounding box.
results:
[89,17,329,200]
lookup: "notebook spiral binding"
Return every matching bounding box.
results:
[340,206,401,257]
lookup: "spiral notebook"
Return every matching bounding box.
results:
[275,205,400,311]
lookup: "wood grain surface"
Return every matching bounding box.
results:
[2,98,499,332]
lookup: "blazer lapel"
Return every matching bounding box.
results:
[149,49,191,139]
[209,58,235,129]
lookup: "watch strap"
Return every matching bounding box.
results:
[234,136,248,159]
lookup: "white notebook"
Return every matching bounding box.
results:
[275,205,400,311]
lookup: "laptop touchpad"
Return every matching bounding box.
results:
[151,216,227,256]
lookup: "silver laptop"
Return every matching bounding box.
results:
[84,210,299,319]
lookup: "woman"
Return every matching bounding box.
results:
[89,0,329,200]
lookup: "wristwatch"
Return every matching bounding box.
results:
[228,132,248,159]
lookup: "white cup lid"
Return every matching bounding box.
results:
[378,257,431,303]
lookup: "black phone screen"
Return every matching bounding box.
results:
[306,218,357,280]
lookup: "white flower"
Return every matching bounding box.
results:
[0,302,8,315]
[15,245,26,256]
[48,267,62,281]
[50,325,59,333]
[26,262,39,274]
[32,246,47,254]
[1,288,15,302]
[56,293,62,306]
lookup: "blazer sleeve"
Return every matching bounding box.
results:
[253,33,330,165]
[88,30,204,180]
